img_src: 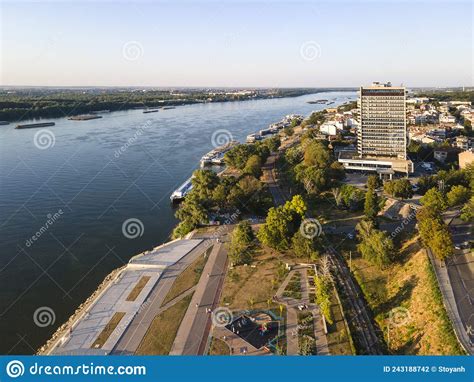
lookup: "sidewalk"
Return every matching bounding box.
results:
[426,248,473,354]
[170,240,228,355]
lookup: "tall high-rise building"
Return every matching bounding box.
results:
[338,81,413,177]
[358,82,407,159]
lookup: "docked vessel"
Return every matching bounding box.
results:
[162,106,176,110]
[15,122,55,129]
[307,99,328,104]
[170,177,193,202]
[246,114,303,143]
[200,141,239,167]
[143,109,159,114]
[68,114,103,121]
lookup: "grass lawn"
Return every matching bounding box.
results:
[91,312,126,349]
[126,276,151,302]
[220,244,292,311]
[308,195,364,227]
[161,247,211,306]
[208,337,230,355]
[136,294,193,355]
[341,235,463,355]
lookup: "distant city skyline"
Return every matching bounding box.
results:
[1,1,473,87]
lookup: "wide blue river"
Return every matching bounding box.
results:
[0,91,356,353]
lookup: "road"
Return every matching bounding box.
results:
[111,240,212,354]
[170,231,230,355]
[262,152,287,206]
[443,211,474,353]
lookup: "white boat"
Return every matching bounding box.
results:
[200,141,239,167]
[170,177,193,202]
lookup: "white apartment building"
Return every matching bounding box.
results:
[338,82,413,177]
[358,82,407,158]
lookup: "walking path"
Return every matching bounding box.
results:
[170,235,229,355]
[111,240,210,354]
[275,266,329,355]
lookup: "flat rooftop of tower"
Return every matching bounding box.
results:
[338,152,409,164]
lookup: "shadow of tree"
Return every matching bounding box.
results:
[395,240,420,264]
[374,275,418,317]
[393,333,423,355]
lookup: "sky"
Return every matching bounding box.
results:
[1,0,473,88]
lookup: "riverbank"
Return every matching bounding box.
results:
[0,88,356,122]
[0,90,357,354]
[37,265,127,355]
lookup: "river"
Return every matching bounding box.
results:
[0,90,356,354]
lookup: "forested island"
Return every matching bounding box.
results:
[0,87,356,121]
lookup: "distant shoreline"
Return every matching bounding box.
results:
[0,88,357,122]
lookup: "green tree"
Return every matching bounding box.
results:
[173,192,208,238]
[384,178,413,199]
[446,185,470,207]
[228,220,255,265]
[257,195,306,250]
[192,169,219,200]
[356,220,393,269]
[417,207,454,260]
[338,184,365,211]
[264,136,281,152]
[303,140,331,168]
[314,274,333,324]
[291,231,319,261]
[358,230,394,269]
[460,196,474,222]
[244,154,263,178]
[420,187,447,212]
[296,167,328,195]
[257,206,294,250]
[224,144,255,169]
[364,187,380,220]
[284,146,303,166]
[367,175,382,190]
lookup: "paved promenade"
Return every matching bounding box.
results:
[51,239,203,355]
[170,237,229,355]
[275,266,329,355]
[112,240,211,354]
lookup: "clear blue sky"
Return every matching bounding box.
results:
[1,1,472,87]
